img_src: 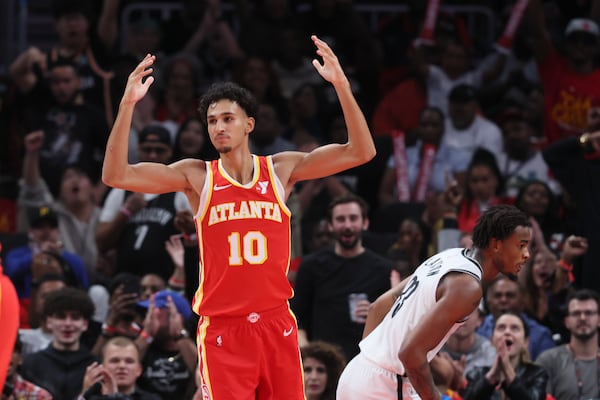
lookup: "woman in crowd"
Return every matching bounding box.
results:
[301,341,346,400]
[462,312,548,400]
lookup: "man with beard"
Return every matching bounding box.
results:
[291,193,393,360]
[536,289,600,400]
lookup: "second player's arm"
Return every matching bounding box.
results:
[399,273,482,400]
[362,275,413,339]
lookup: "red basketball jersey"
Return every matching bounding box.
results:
[192,155,293,316]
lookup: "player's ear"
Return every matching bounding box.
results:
[489,238,500,252]
[246,117,255,134]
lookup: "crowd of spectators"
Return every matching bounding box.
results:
[1,0,600,398]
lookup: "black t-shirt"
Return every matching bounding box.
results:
[32,102,108,196]
[291,248,393,360]
[116,192,179,281]
[137,346,192,400]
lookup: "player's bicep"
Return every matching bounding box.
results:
[112,159,197,194]
[399,275,481,364]
[281,143,363,183]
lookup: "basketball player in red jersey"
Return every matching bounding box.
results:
[0,244,19,393]
[102,35,376,399]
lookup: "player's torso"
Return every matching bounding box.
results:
[193,155,293,316]
[360,248,482,374]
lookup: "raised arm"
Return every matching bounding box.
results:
[399,273,482,400]
[280,36,375,186]
[102,55,190,194]
[525,0,553,62]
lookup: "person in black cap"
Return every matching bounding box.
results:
[5,205,89,327]
[96,124,193,283]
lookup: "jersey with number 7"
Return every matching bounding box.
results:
[192,155,293,316]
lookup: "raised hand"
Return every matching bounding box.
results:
[166,295,185,338]
[311,35,348,86]
[122,54,156,105]
[24,130,44,153]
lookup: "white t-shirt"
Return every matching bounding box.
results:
[442,115,503,158]
[495,151,562,200]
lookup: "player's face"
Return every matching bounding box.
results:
[206,100,254,154]
[494,225,531,277]
[103,344,142,390]
[329,202,368,250]
[303,357,327,398]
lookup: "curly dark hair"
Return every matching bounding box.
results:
[197,82,258,126]
[301,341,346,400]
[472,205,530,249]
[42,286,95,320]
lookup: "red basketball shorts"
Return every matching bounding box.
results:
[196,303,305,400]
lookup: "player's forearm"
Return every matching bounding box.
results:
[403,360,441,400]
[333,82,376,164]
[102,102,135,186]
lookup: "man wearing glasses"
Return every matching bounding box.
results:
[96,125,192,281]
[536,289,600,400]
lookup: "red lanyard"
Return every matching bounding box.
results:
[568,344,600,399]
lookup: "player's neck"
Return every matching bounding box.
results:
[220,152,254,184]
[469,247,497,282]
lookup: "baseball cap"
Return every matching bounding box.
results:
[137,290,192,320]
[448,84,478,103]
[28,206,58,228]
[138,124,172,146]
[564,18,599,37]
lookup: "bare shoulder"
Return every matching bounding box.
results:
[437,272,482,314]
[171,158,207,190]
[271,151,306,185]
[171,158,207,175]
